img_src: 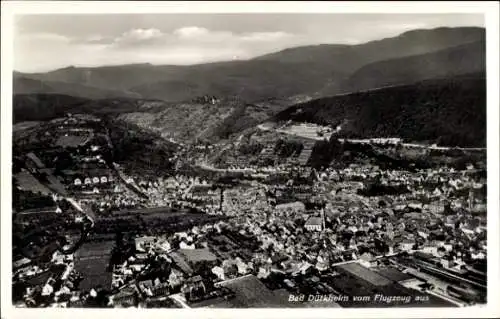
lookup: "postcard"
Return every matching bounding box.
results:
[1,1,499,319]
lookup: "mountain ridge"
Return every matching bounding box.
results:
[15,26,484,74]
[14,26,485,103]
[340,40,485,93]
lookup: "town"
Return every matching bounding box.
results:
[12,113,487,309]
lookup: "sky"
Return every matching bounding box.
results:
[14,13,484,73]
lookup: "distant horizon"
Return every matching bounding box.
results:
[14,26,485,74]
[14,25,485,74]
[13,13,484,73]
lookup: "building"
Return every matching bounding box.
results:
[170,249,218,276]
[376,267,417,286]
[297,140,315,166]
[135,236,156,252]
[305,217,323,232]
[55,134,91,149]
[417,230,430,239]
[421,245,439,257]
[13,256,31,269]
[14,170,52,195]
[182,275,207,302]
[336,263,391,286]
[275,201,305,213]
[26,152,46,171]
[112,285,137,307]
[358,252,378,268]
[152,281,171,297]
[399,239,416,252]
[440,258,455,268]
[462,227,475,236]
[62,169,115,189]
[259,146,276,161]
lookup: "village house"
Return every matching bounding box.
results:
[358,252,377,268]
[111,285,137,307]
[440,257,455,269]
[304,217,323,232]
[420,244,439,257]
[135,236,157,253]
[417,230,430,240]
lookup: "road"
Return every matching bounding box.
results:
[339,139,485,152]
[111,162,149,199]
[169,293,191,308]
[257,123,272,132]
[399,143,485,152]
[195,161,256,174]
[65,197,95,225]
[275,128,329,141]
[329,259,358,267]
[328,252,400,268]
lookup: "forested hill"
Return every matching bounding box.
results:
[273,74,486,147]
[12,94,162,123]
[13,94,91,123]
[341,40,485,93]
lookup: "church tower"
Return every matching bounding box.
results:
[321,208,326,231]
[468,188,474,210]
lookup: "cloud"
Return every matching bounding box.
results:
[173,26,210,38]
[73,34,114,45]
[16,32,71,44]
[172,26,235,45]
[107,26,298,51]
[112,28,165,46]
[172,27,293,43]
[13,27,312,71]
[379,22,428,32]
[123,28,163,40]
[14,27,303,71]
[240,31,293,42]
[13,13,485,72]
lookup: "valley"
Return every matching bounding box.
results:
[10,24,489,310]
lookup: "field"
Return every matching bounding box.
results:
[13,121,43,132]
[276,123,334,141]
[14,171,52,195]
[74,241,113,292]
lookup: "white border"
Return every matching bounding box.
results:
[1,2,499,319]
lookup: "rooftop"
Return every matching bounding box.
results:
[55,134,89,148]
[26,152,45,168]
[336,263,392,287]
[170,248,218,274]
[178,248,218,264]
[15,171,52,195]
[305,217,323,226]
[275,201,305,210]
[375,267,414,283]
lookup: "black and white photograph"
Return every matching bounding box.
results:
[1,1,499,319]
